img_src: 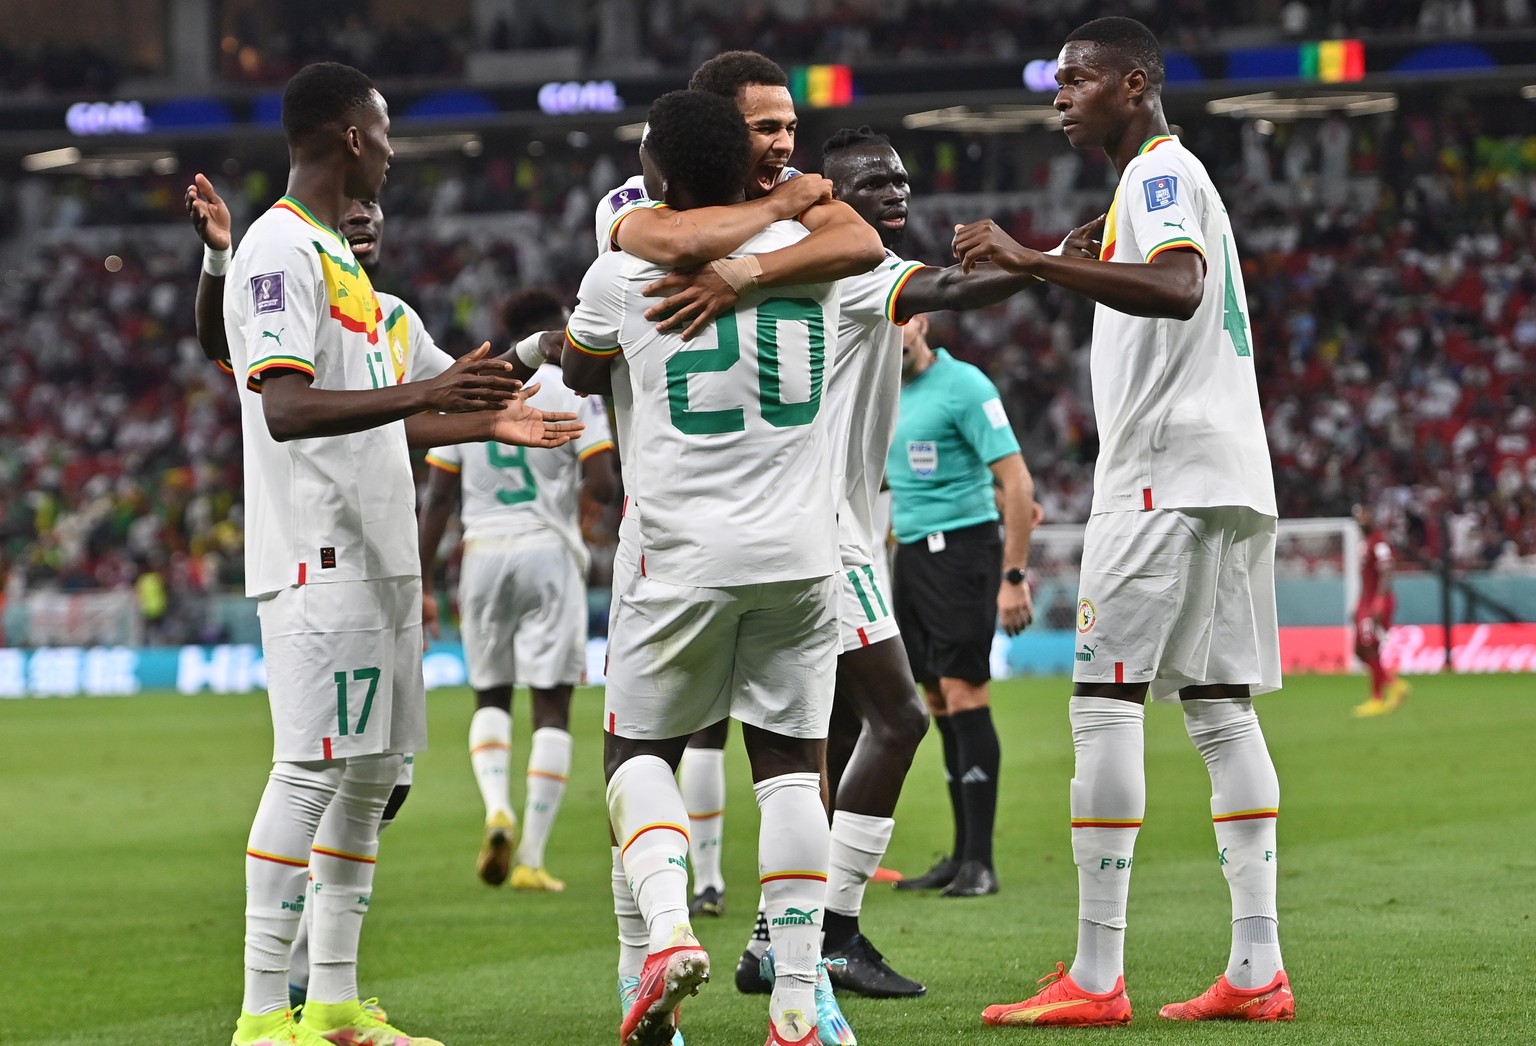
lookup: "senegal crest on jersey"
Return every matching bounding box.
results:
[313,240,382,346]
[381,301,411,385]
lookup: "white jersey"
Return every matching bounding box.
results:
[567,221,841,587]
[1092,135,1277,517]
[425,363,614,561]
[830,251,924,555]
[224,197,454,598]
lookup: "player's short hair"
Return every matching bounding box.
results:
[1064,16,1165,89]
[689,50,788,100]
[281,62,378,147]
[645,90,751,208]
[821,125,891,162]
[502,289,567,339]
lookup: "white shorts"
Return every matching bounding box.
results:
[259,576,427,762]
[458,535,586,690]
[837,544,900,653]
[604,572,839,740]
[609,503,641,637]
[1073,507,1281,702]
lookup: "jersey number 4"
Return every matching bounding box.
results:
[1221,236,1251,357]
[667,297,826,435]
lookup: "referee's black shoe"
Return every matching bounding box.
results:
[892,855,959,891]
[734,947,772,994]
[824,934,927,998]
[940,859,999,898]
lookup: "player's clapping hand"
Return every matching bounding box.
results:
[1061,213,1107,259]
[642,268,739,341]
[952,219,1041,275]
[185,173,231,251]
[998,576,1035,636]
[488,381,584,448]
[424,343,526,413]
[767,172,834,219]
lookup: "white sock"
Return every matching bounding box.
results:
[755,772,828,1032]
[825,811,894,918]
[612,845,649,979]
[469,706,513,823]
[679,747,726,893]
[517,727,572,868]
[1067,696,1145,995]
[307,753,400,1005]
[1184,698,1284,989]
[609,755,693,952]
[243,761,341,1015]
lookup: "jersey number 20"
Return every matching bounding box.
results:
[666,297,826,435]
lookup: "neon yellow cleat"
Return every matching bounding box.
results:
[476,811,516,887]
[232,1008,332,1046]
[1352,698,1389,718]
[299,999,444,1045]
[510,864,566,892]
[1384,679,1410,712]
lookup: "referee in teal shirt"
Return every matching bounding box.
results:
[886,313,1038,898]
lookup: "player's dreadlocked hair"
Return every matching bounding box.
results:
[821,125,891,162]
[1064,16,1165,89]
[689,50,788,100]
[282,62,378,147]
[644,90,751,209]
[502,289,567,340]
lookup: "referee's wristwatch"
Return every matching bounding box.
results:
[1003,567,1027,585]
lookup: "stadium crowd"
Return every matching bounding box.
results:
[5,0,1529,96]
[4,110,1536,639]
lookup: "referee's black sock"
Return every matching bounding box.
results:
[951,706,1000,868]
[935,713,967,859]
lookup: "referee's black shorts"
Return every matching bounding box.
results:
[892,521,1001,687]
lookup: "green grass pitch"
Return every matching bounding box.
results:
[5,673,1535,1044]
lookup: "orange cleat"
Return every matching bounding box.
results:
[981,963,1131,1028]
[871,867,903,884]
[1159,970,1294,1022]
[621,941,710,1046]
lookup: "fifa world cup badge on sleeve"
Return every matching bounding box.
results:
[1143,175,1177,211]
[253,272,285,314]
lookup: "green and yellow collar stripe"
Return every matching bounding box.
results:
[566,328,620,358]
[1138,134,1175,155]
[272,196,347,246]
[246,354,315,392]
[578,440,616,461]
[884,262,926,323]
[1146,236,1203,262]
[424,453,461,474]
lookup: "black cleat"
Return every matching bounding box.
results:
[940,859,998,897]
[734,947,772,995]
[893,855,959,892]
[689,885,726,917]
[824,933,926,998]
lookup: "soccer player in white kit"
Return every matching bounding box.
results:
[219,62,581,1046]
[563,89,847,1046]
[953,16,1293,1028]
[420,290,617,893]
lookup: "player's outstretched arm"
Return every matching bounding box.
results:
[186,173,233,363]
[953,218,1204,320]
[500,329,567,384]
[614,174,830,268]
[261,343,526,442]
[416,462,462,641]
[641,197,885,339]
[892,215,1108,322]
